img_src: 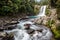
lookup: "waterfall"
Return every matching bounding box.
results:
[4,5,52,40]
[28,5,46,19]
[37,5,46,17]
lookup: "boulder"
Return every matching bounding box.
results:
[4,21,19,26]
[0,32,6,37]
[0,27,5,31]
[0,38,2,40]
[4,24,17,30]
[19,17,29,21]
[27,29,35,34]
[2,33,14,40]
[24,24,31,29]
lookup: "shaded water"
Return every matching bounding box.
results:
[4,5,52,40]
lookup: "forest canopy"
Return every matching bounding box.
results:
[0,0,60,16]
[0,0,35,15]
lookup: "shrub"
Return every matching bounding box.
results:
[51,24,60,39]
[39,0,50,5]
[46,8,51,16]
[46,19,55,27]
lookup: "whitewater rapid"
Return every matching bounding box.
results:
[4,5,52,40]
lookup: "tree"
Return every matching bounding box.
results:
[0,0,35,16]
[50,0,57,7]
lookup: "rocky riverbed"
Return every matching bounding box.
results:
[0,6,57,40]
[0,17,52,40]
[0,14,27,40]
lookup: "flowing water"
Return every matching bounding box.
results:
[28,5,46,19]
[37,6,46,17]
[4,5,52,40]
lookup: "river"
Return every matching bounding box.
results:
[4,5,52,40]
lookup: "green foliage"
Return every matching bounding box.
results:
[40,0,50,5]
[46,19,60,39]
[38,0,50,5]
[34,0,50,5]
[34,6,40,15]
[53,29,60,39]
[46,20,55,27]
[55,0,60,20]
[46,8,51,16]
[0,0,35,15]
[56,0,60,8]
[51,0,60,8]
[51,0,60,20]
[51,24,60,39]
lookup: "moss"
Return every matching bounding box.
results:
[46,9,51,16]
[52,27,60,39]
[34,6,40,15]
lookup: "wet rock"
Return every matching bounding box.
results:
[0,23,17,31]
[27,29,35,34]
[0,25,17,31]
[0,32,14,40]
[2,21,18,30]
[8,25,17,30]
[36,29,43,32]
[19,17,29,21]
[0,27,4,31]
[4,21,19,26]
[0,32,6,37]
[10,21,19,24]
[4,24,17,30]
[34,17,43,24]
[2,33,14,40]
[34,16,50,25]
[0,38,2,40]
[24,24,31,29]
